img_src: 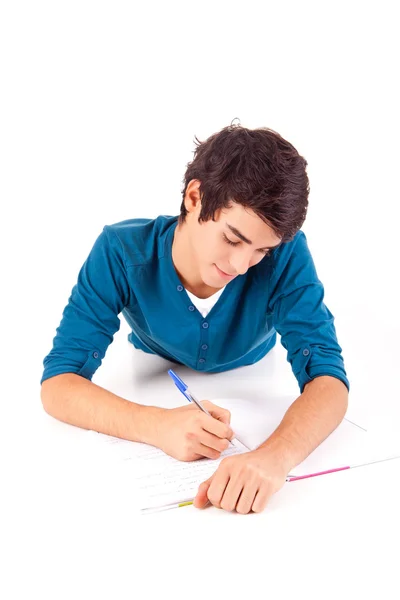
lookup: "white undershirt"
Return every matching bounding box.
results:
[185,286,226,318]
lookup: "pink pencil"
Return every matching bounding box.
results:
[285,454,400,483]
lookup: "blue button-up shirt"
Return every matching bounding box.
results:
[40,215,350,393]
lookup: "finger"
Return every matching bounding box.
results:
[201,412,234,441]
[191,441,224,460]
[219,473,244,512]
[236,480,260,515]
[199,430,230,453]
[251,486,271,514]
[202,401,231,425]
[193,477,213,508]
[207,470,230,509]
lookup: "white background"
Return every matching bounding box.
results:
[1,2,399,598]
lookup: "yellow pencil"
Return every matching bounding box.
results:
[141,500,194,514]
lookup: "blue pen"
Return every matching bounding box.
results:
[168,369,244,448]
[168,369,213,414]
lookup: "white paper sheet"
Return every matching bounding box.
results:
[88,431,249,510]
[87,396,399,512]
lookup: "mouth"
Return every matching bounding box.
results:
[214,264,236,279]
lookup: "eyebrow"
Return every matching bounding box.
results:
[226,224,282,251]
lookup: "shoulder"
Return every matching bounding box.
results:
[273,230,309,263]
[266,229,321,299]
[270,229,314,274]
[249,230,310,287]
[103,215,178,267]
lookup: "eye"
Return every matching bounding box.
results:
[223,233,272,256]
[223,233,239,247]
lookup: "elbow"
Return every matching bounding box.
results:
[40,373,72,416]
[40,378,56,415]
[40,372,81,416]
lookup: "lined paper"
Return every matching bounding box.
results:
[89,432,249,510]
[87,396,399,513]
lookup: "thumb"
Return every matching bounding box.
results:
[193,476,213,509]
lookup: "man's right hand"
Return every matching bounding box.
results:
[153,400,234,462]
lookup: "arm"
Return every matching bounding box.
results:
[259,230,350,468]
[194,232,350,513]
[40,226,233,460]
[253,375,349,472]
[41,373,233,460]
[194,374,348,513]
[41,373,162,444]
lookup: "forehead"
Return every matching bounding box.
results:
[217,204,281,245]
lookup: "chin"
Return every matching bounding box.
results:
[201,274,217,288]
[199,269,219,289]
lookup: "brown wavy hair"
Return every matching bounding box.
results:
[179,119,309,242]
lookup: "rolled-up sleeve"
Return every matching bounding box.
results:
[267,231,350,394]
[40,226,130,384]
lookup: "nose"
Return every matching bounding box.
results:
[229,252,251,276]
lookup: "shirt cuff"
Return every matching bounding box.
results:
[298,365,350,394]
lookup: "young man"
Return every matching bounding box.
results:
[40,122,349,514]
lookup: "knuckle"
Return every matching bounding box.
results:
[243,464,259,479]
[220,499,234,512]
[225,426,233,438]
[220,456,231,469]
[219,439,229,452]
[207,493,220,507]
[179,445,193,461]
[183,442,192,455]
[194,412,203,424]
[241,492,253,506]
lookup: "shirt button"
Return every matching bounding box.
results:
[188,305,195,311]
[199,358,205,364]
[177,285,183,292]
[201,344,208,350]
[93,351,99,359]
[303,349,310,356]
[202,322,209,329]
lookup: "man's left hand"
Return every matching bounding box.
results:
[193,449,288,514]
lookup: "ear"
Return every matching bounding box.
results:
[184,179,202,215]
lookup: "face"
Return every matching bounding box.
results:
[183,181,282,289]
